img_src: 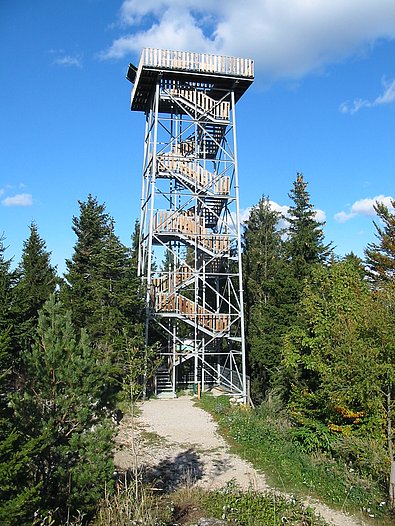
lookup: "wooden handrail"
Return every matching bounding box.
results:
[156,292,229,332]
[169,88,230,120]
[158,155,230,195]
[141,48,254,78]
[154,211,229,253]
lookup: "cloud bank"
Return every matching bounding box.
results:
[335,194,394,223]
[2,193,33,207]
[100,0,395,81]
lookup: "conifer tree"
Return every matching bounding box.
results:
[243,197,290,399]
[63,195,143,348]
[63,195,112,333]
[365,199,395,282]
[0,238,41,525]
[14,222,57,351]
[11,296,114,523]
[286,173,331,280]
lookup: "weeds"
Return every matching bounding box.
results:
[198,394,389,523]
[92,479,172,526]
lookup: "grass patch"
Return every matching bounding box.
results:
[139,430,166,447]
[201,481,328,526]
[92,478,330,526]
[198,394,390,523]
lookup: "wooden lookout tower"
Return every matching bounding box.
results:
[127,48,254,400]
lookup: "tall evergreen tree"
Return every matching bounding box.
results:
[63,195,112,333]
[0,237,41,525]
[365,199,395,282]
[285,173,331,280]
[64,197,142,339]
[243,197,290,399]
[14,222,57,351]
[63,196,144,396]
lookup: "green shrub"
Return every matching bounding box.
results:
[199,394,388,522]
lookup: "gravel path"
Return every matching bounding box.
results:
[114,396,369,526]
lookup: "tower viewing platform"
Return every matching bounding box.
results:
[127,48,254,112]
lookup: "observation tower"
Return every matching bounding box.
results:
[127,48,254,400]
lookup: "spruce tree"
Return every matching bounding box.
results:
[14,222,57,351]
[243,197,290,399]
[286,173,331,280]
[64,196,143,348]
[0,238,41,525]
[365,199,395,282]
[63,195,112,333]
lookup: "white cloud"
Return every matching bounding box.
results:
[239,207,252,224]
[340,77,395,114]
[269,200,289,217]
[314,209,326,223]
[335,194,394,223]
[2,193,33,207]
[53,54,83,68]
[100,0,395,81]
[239,201,325,228]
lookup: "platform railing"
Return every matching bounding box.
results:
[140,48,254,78]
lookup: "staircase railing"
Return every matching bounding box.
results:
[158,154,230,195]
[154,211,229,254]
[156,292,229,333]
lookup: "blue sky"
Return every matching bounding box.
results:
[1,0,395,275]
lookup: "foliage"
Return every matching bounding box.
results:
[0,235,17,334]
[0,327,42,525]
[63,195,143,347]
[199,394,387,520]
[13,222,58,353]
[285,172,331,279]
[243,196,291,399]
[283,259,395,507]
[283,260,381,427]
[62,195,144,405]
[365,198,395,282]
[10,295,115,524]
[243,176,331,403]
[204,482,327,526]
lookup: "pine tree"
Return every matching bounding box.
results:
[11,296,115,523]
[14,222,57,351]
[365,199,395,282]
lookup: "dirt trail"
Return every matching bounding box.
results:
[114,396,368,526]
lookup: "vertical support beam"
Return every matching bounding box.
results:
[231,90,247,403]
[143,81,160,399]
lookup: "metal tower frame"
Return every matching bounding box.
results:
[127,48,254,400]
